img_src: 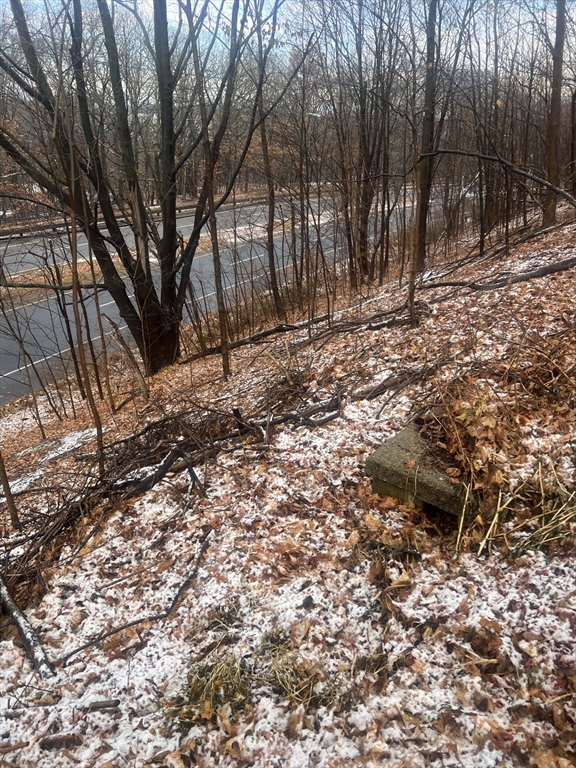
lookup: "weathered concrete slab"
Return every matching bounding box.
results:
[366,423,469,516]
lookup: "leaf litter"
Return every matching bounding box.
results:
[0,222,576,766]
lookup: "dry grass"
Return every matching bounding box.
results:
[506,471,576,558]
[269,650,337,710]
[166,629,338,730]
[169,655,253,725]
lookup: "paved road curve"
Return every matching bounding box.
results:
[0,199,335,405]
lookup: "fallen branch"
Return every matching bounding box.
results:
[179,318,328,364]
[162,396,345,475]
[187,458,207,498]
[0,741,29,755]
[0,572,55,679]
[2,389,344,603]
[117,447,182,495]
[351,374,409,402]
[474,256,576,290]
[83,699,120,712]
[422,255,576,293]
[351,362,451,402]
[39,734,82,750]
[318,255,576,341]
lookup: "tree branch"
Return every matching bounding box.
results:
[423,148,576,207]
[0,572,55,679]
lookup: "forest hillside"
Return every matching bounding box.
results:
[0,222,575,768]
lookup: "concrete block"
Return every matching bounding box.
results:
[366,423,470,517]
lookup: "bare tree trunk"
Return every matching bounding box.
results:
[190,0,242,379]
[69,211,105,476]
[543,0,566,228]
[414,0,438,275]
[257,10,285,322]
[408,0,419,326]
[0,449,20,529]
[87,248,116,413]
[49,248,86,400]
[571,90,576,197]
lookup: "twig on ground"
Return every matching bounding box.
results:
[478,492,501,556]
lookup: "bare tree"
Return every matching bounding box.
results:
[542,0,566,227]
[256,1,286,321]
[0,448,20,529]
[0,0,291,376]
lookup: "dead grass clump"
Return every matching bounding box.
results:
[167,654,253,727]
[428,318,576,479]
[355,650,388,694]
[424,315,576,520]
[259,355,311,414]
[423,366,576,554]
[166,634,338,731]
[420,321,576,552]
[205,599,243,632]
[269,650,338,710]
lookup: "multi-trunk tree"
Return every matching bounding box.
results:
[0,0,285,375]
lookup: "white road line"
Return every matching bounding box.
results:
[0,291,120,317]
[2,348,75,379]
[1,325,128,380]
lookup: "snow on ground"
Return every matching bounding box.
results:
[0,224,575,767]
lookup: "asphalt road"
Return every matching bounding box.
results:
[0,199,335,405]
